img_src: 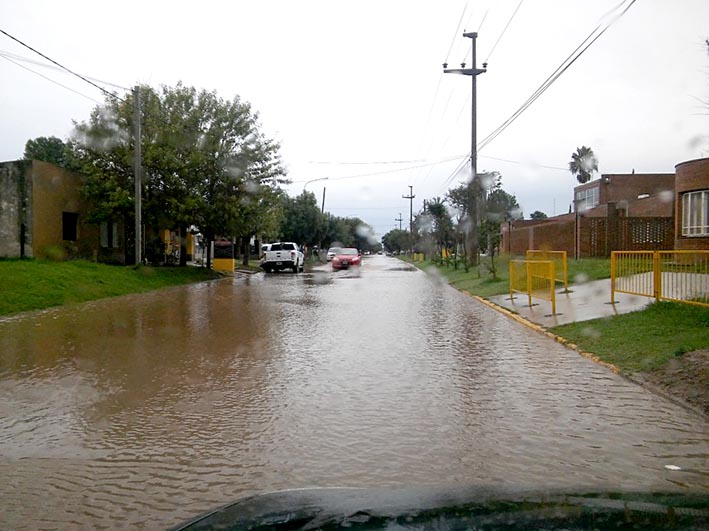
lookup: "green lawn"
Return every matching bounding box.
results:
[0,259,219,317]
[550,302,709,373]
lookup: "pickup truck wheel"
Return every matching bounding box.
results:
[292,265,299,274]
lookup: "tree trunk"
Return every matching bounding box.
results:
[206,236,212,270]
[241,237,249,267]
[179,225,188,267]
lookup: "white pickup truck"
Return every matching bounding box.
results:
[260,242,304,273]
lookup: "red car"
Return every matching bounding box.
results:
[331,248,361,270]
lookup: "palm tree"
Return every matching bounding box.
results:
[568,146,598,184]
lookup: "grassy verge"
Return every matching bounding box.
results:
[0,259,220,317]
[549,302,709,373]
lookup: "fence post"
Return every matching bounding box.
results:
[509,261,514,301]
[526,260,532,308]
[550,261,556,315]
[610,252,616,303]
[653,251,661,301]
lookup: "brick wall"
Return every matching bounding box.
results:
[675,157,709,250]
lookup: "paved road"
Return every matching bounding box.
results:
[0,255,706,529]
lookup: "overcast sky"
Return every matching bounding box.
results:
[1,0,707,238]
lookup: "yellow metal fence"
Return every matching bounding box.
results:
[611,250,709,307]
[510,259,556,315]
[526,250,568,291]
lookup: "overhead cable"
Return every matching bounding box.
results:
[0,28,126,102]
[1,54,102,104]
[0,49,129,90]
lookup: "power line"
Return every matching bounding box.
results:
[290,155,465,184]
[440,0,636,191]
[1,54,102,104]
[0,28,126,103]
[0,49,129,90]
[484,0,524,64]
[477,7,490,33]
[445,2,469,62]
[477,0,636,154]
[305,158,429,165]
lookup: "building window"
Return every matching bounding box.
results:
[682,190,709,237]
[575,186,599,211]
[62,212,79,241]
[100,221,119,248]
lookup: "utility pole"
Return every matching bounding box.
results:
[395,213,403,231]
[402,185,415,252]
[133,85,142,265]
[444,32,486,264]
[321,187,326,214]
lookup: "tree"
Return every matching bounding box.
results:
[446,172,493,270]
[417,197,454,262]
[568,146,598,184]
[69,82,286,267]
[24,136,68,167]
[530,210,548,220]
[481,177,521,273]
[278,191,324,247]
[382,229,409,254]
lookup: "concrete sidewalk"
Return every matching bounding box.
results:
[487,278,652,328]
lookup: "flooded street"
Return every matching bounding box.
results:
[0,255,707,529]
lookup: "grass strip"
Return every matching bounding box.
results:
[549,301,709,373]
[0,259,219,317]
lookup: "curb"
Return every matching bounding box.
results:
[469,294,622,373]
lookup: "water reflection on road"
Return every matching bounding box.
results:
[0,255,706,528]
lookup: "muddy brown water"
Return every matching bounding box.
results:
[0,255,706,529]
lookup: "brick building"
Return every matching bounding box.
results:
[574,172,675,217]
[675,157,709,250]
[502,157,708,257]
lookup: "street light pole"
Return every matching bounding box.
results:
[444,32,486,264]
[303,177,329,192]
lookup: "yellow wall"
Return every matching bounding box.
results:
[31,160,98,259]
[213,258,235,272]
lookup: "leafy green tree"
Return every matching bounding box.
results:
[446,173,489,269]
[568,146,598,184]
[416,197,454,262]
[480,176,522,278]
[530,210,548,220]
[382,229,410,254]
[69,82,285,267]
[24,136,68,167]
[279,191,324,247]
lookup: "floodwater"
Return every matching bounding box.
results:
[0,255,706,529]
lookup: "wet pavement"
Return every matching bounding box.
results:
[487,278,652,328]
[0,255,706,529]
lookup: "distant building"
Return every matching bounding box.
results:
[502,157,708,256]
[573,173,675,217]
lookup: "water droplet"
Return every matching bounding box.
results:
[658,190,674,203]
[574,273,590,284]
